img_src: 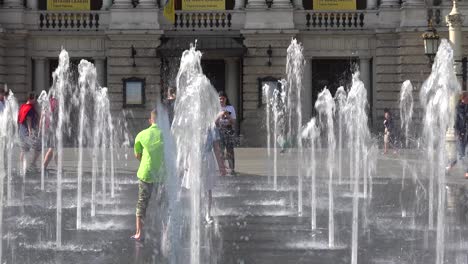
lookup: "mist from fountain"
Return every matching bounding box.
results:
[315,88,336,248]
[284,39,305,215]
[334,87,346,184]
[301,118,319,230]
[419,39,460,264]
[172,43,220,264]
[37,91,50,191]
[49,49,73,247]
[343,72,372,264]
[0,88,18,205]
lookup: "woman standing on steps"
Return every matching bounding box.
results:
[216,91,237,176]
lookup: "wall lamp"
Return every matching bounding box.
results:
[267,45,272,67]
[131,45,137,67]
[421,20,440,66]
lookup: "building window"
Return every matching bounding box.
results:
[258,76,279,108]
[123,77,145,108]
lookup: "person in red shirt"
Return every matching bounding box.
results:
[18,93,41,174]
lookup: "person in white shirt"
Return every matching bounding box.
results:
[216,91,237,176]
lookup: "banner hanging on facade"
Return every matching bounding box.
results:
[182,0,225,10]
[313,0,356,10]
[47,0,90,10]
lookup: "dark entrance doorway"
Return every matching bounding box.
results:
[312,59,355,111]
[48,58,94,88]
[201,60,225,92]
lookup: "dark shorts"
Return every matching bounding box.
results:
[44,132,56,149]
[219,128,237,149]
[20,134,41,152]
[136,180,155,218]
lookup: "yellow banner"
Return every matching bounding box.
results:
[164,0,175,23]
[313,0,356,10]
[182,0,225,10]
[47,0,90,10]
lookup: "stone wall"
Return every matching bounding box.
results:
[106,32,162,138]
[4,30,28,101]
[0,29,5,85]
[240,30,297,147]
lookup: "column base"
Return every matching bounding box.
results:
[271,1,292,9]
[137,3,158,8]
[246,4,267,9]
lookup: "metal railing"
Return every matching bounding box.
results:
[295,10,378,30]
[172,10,242,30]
[37,11,107,31]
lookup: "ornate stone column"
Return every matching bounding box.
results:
[33,57,46,95]
[94,58,106,87]
[445,1,465,162]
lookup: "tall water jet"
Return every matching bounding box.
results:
[271,83,286,190]
[302,118,319,230]
[334,87,346,184]
[91,87,111,217]
[76,60,96,229]
[399,80,414,217]
[172,43,220,264]
[400,80,414,148]
[0,88,18,204]
[315,88,336,247]
[37,91,50,191]
[50,49,72,247]
[284,39,305,215]
[263,84,272,184]
[156,101,181,263]
[419,39,460,264]
[344,72,371,264]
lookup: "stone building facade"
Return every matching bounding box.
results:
[0,0,467,145]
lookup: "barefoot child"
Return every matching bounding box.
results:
[131,109,164,241]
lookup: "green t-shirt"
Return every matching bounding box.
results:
[134,124,165,183]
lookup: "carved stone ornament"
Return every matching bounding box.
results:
[446,13,465,27]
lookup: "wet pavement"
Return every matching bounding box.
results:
[2,148,468,264]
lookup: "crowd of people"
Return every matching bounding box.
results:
[0,88,57,175]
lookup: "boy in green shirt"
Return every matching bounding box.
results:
[131,109,164,242]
